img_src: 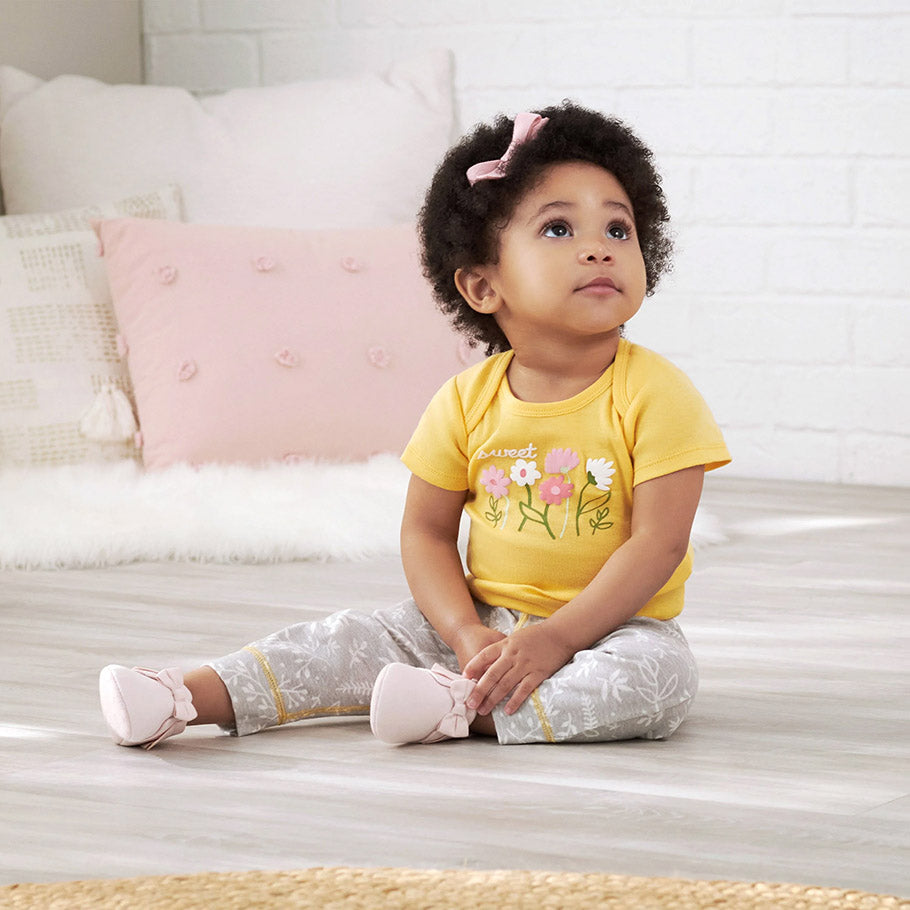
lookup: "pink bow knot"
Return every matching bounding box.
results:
[170,685,197,723]
[426,664,477,741]
[139,667,198,723]
[435,703,473,739]
[448,677,475,703]
[466,112,549,186]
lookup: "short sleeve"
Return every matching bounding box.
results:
[620,346,731,486]
[401,376,470,491]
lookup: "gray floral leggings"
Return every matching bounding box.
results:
[207,599,698,745]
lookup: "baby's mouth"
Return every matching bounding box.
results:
[577,277,619,292]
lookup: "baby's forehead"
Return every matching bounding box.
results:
[518,161,634,212]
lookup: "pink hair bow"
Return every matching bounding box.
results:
[466,112,549,185]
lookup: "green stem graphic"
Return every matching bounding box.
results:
[484,493,504,525]
[575,474,612,536]
[517,484,555,539]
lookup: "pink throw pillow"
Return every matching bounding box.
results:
[97,218,478,469]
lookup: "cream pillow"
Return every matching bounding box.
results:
[0,187,183,467]
[0,52,454,228]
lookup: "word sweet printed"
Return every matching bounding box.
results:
[476,444,537,460]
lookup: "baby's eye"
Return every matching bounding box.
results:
[607,222,632,240]
[542,221,571,238]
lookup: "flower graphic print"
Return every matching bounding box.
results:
[510,459,541,486]
[586,457,616,491]
[480,466,511,498]
[475,448,613,540]
[541,448,580,536]
[480,466,511,527]
[539,475,576,538]
[544,448,580,475]
[577,458,615,534]
[538,476,574,506]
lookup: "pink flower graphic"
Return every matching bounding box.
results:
[538,475,575,506]
[510,459,541,487]
[480,466,511,499]
[544,447,580,476]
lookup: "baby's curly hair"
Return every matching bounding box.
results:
[418,101,673,354]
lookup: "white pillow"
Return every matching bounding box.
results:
[0,187,183,468]
[0,52,454,228]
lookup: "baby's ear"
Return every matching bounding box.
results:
[454,268,501,314]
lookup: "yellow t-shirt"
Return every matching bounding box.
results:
[401,339,731,620]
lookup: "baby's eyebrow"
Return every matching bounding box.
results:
[529,199,635,224]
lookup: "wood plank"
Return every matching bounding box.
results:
[1,476,908,895]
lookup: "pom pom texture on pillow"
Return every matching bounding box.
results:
[97,218,479,470]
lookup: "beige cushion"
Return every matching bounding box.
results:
[0,186,183,467]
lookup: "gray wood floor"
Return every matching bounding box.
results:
[1,476,908,897]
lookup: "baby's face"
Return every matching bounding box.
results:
[478,161,648,345]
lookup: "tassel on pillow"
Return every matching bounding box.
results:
[79,385,138,442]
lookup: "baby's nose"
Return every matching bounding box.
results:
[578,242,611,263]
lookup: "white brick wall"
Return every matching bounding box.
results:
[143,0,910,487]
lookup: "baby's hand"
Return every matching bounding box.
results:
[463,624,574,717]
[450,624,507,673]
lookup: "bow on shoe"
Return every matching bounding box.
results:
[435,701,473,739]
[466,112,549,185]
[130,666,199,751]
[136,667,197,722]
[135,667,197,722]
[426,665,478,742]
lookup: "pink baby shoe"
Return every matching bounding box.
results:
[99,665,197,749]
[370,663,478,744]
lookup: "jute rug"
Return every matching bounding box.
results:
[1,867,906,909]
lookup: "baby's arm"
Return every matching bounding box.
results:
[464,464,706,716]
[400,474,507,670]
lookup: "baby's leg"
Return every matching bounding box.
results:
[206,599,460,736]
[183,667,234,726]
[492,617,698,745]
[100,598,461,747]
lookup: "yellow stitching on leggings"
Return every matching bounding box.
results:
[243,645,289,725]
[530,689,556,743]
[243,647,369,725]
[283,705,370,722]
[512,613,556,741]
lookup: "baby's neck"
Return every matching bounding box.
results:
[506,337,620,403]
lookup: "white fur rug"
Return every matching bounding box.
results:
[0,456,726,570]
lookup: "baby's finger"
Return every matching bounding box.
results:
[468,661,512,713]
[475,666,522,716]
[463,642,502,681]
[503,674,544,716]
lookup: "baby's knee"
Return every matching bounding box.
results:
[640,693,695,740]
